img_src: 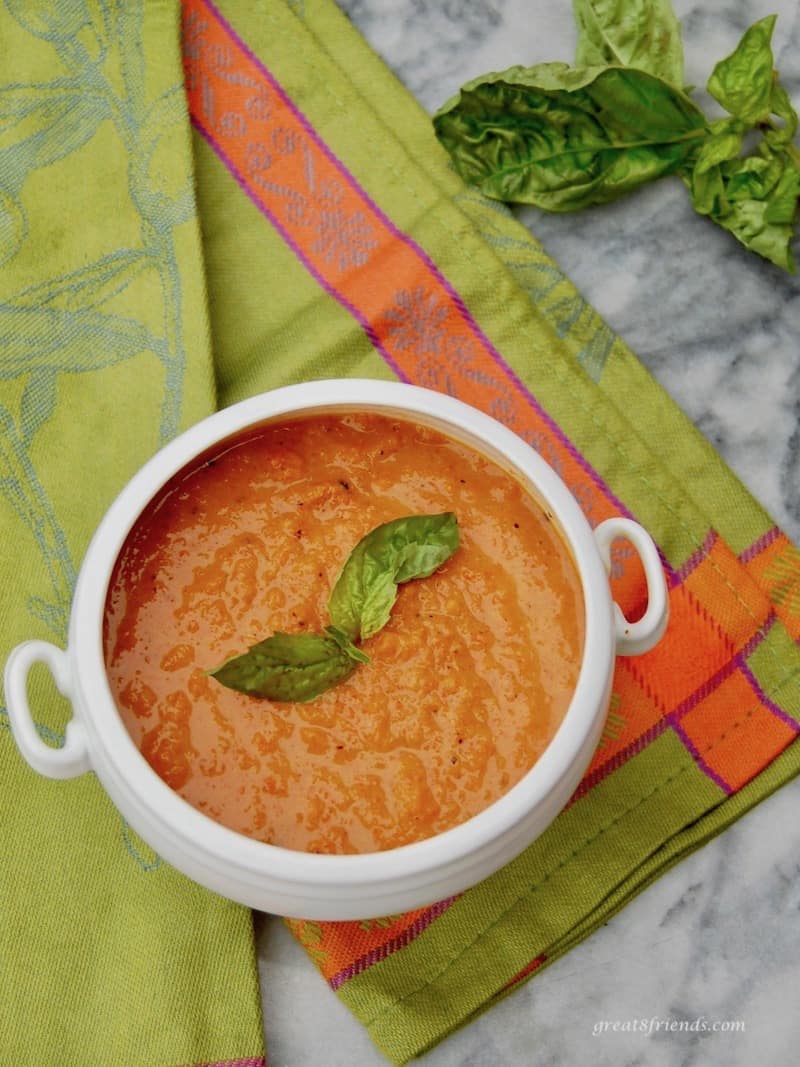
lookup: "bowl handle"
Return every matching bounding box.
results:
[3,640,91,779]
[593,517,669,657]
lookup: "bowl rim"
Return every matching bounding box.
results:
[69,379,615,889]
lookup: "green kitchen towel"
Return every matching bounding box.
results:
[0,3,264,1064]
[4,0,800,1065]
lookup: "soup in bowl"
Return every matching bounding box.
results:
[4,380,668,919]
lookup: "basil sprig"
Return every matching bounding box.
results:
[209,513,459,703]
[433,3,800,271]
[679,16,800,272]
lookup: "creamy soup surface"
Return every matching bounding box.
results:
[104,413,585,853]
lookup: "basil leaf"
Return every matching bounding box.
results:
[210,631,358,703]
[574,0,684,88]
[683,143,800,271]
[707,15,777,123]
[712,194,797,272]
[433,64,707,210]
[766,81,799,147]
[763,160,800,225]
[725,150,784,202]
[684,163,727,217]
[693,119,745,176]
[328,513,459,641]
[712,18,797,157]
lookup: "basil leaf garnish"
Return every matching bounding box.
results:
[328,512,459,641]
[210,513,459,703]
[210,631,360,703]
[574,0,684,88]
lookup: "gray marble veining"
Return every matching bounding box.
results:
[259,3,800,1064]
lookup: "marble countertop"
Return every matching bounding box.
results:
[258,3,800,1064]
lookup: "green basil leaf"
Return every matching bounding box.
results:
[766,80,799,146]
[328,513,459,642]
[707,15,777,123]
[725,149,784,202]
[573,0,684,87]
[683,162,727,217]
[433,64,707,210]
[210,631,358,703]
[683,144,800,271]
[763,159,800,225]
[712,195,797,272]
[692,119,745,175]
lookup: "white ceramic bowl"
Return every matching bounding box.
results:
[5,380,668,920]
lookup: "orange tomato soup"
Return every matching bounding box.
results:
[104,413,584,853]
